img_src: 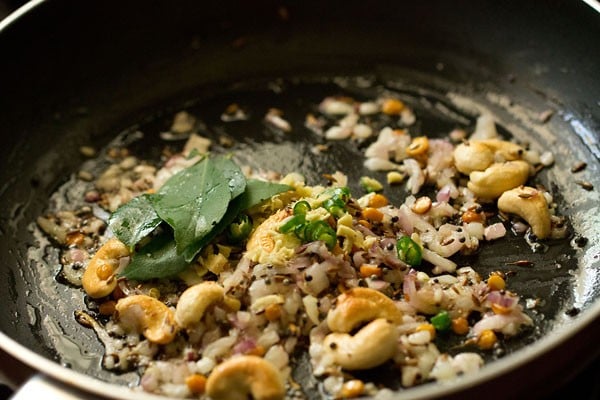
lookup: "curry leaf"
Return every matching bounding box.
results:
[109,155,293,279]
[120,233,190,280]
[180,196,245,262]
[108,194,162,248]
[238,179,292,210]
[150,156,245,257]
[212,156,246,199]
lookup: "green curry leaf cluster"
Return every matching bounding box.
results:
[108,156,291,280]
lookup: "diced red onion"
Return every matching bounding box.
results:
[325,125,352,140]
[229,311,251,330]
[318,97,354,115]
[303,262,330,296]
[396,207,414,235]
[364,127,411,161]
[232,338,257,355]
[366,278,389,291]
[264,345,289,370]
[171,363,190,384]
[68,248,87,263]
[404,158,425,194]
[486,291,517,309]
[421,248,457,274]
[265,109,292,132]
[399,205,435,233]
[436,185,452,203]
[471,312,532,336]
[352,251,368,268]
[354,223,376,238]
[452,353,483,375]
[364,157,401,171]
[511,221,528,234]
[484,223,507,241]
[92,204,111,222]
[140,370,159,392]
[423,226,464,258]
[402,272,438,314]
[367,240,408,271]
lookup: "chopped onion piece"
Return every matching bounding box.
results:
[484,223,507,241]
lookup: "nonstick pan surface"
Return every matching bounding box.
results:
[0,1,599,399]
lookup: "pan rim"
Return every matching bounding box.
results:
[0,0,45,32]
[0,0,599,398]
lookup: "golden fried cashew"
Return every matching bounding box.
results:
[115,294,178,344]
[453,141,495,175]
[467,160,530,200]
[477,139,524,162]
[498,186,551,239]
[247,209,290,254]
[327,288,402,333]
[246,209,299,265]
[82,238,130,298]
[453,139,525,175]
[175,281,225,329]
[323,318,399,370]
[206,355,286,400]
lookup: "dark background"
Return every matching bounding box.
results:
[0,1,598,399]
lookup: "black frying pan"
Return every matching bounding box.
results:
[0,1,599,399]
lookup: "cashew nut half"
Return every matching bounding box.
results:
[478,139,524,162]
[498,186,551,239]
[206,355,285,400]
[175,281,225,329]
[246,209,300,266]
[467,160,530,200]
[453,141,495,175]
[327,288,402,333]
[323,318,399,370]
[82,238,130,298]
[115,294,178,344]
[453,139,524,175]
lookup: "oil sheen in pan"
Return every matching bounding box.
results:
[25,75,581,395]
